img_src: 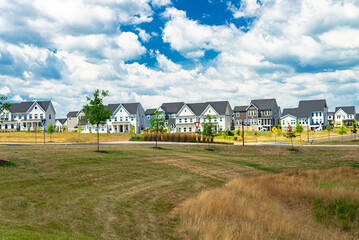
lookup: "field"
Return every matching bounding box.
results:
[0,132,131,143]
[0,144,358,239]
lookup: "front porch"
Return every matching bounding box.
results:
[112,122,131,133]
[20,120,43,131]
[0,121,18,132]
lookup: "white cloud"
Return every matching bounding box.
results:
[152,0,171,7]
[11,95,23,102]
[155,50,181,72]
[319,28,359,49]
[228,0,263,18]
[0,86,11,95]
[136,28,151,42]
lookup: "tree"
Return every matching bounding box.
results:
[351,120,357,140]
[337,123,347,141]
[294,123,303,140]
[326,123,332,140]
[149,110,165,148]
[47,123,55,141]
[167,124,172,133]
[236,128,241,138]
[130,125,135,137]
[201,114,215,149]
[0,95,11,123]
[83,89,112,152]
[284,122,297,149]
[62,125,67,132]
[78,121,82,142]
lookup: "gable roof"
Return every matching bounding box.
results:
[105,104,121,114]
[282,108,300,118]
[67,111,79,117]
[335,106,355,115]
[8,101,52,113]
[298,99,327,113]
[160,102,184,114]
[56,118,67,124]
[181,101,231,116]
[122,103,140,115]
[250,99,278,111]
[145,108,157,115]
[233,105,248,112]
[328,112,335,116]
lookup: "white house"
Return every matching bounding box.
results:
[334,106,356,126]
[0,101,56,131]
[281,99,328,131]
[54,118,67,132]
[175,101,233,133]
[80,103,145,134]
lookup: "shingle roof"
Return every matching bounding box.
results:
[56,118,67,124]
[250,99,278,111]
[105,104,121,113]
[282,108,300,118]
[67,111,79,117]
[8,101,52,113]
[145,108,157,115]
[185,101,231,116]
[328,112,335,116]
[335,106,355,115]
[356,114,359,121]
[186,103,208,115]
[122,103,139,115]
[233,105,248,112]
[160,102,184,114]
[282,99,328,118]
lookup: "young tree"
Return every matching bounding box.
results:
[284,122,297,149]
[337,123,347,141]
[78,121,82,142]
[326,124,332,140]
[62,125,67,132]
[236,128,241,137]
[83,89,112,152]
[47,123,55,141]
[130,125,135,137]
[202,114,215,149]
[294,123,304,140]
[167,124,172,133]
[149,110,165,148]
[0,95,11,122]
[351,120,357,140]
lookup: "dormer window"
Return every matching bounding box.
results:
[35,106,37,110]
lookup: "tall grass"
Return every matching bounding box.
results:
[143,133,201,142]
[180,167,359,240]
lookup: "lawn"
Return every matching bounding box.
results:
[0,132,131,143]
[0,144,358,239]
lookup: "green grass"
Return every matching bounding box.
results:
[0,144,358,239]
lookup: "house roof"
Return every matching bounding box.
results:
[145,108,157,115]
[282,99,328,118]
[67,111,79,117]
[186,103,209,115]
[8,101,52,113]
[233,105,248,112]
[56,118,67,124]
[160,102,184,114]
[328,112,335,116]
[335,106,355,115]
[106,104,121,113]
[250,98,278,111]
[282,108,300,118]
[122,103,140,115]
[185,101,231,116]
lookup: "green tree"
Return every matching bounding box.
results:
[149,110,165,148]
[62,125,67,132]
[0,94,11,124]
[284,122,297,149]
[167,124,172,133]
[130,125,135,137]
[78,121,82,142]
[236,128,241,137]
[201,114,214,149]
[47,123,55,141]
[337,123,347,141]
[326,123,332,140]
[351,120,357,140]
[83,89,112,152]
[294,123,304,140]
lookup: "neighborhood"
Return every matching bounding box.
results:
[0,98,358,133]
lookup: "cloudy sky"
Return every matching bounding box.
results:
[0,0,358,117]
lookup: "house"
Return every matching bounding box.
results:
[80,103,145,134]
[233,99,280,131]
[175,101,233,133]
[327,112,334,125]
[144,108,157,129]
[66,109,85,132]
[356,114,359,122]
[281,99,328,131]
[0,101,56,131]
[54,118,67,132]
[334,106,356,126]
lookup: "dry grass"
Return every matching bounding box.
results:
[0,132,131,143]
[180,167,359,240]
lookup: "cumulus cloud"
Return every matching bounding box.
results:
[228,0,263,18]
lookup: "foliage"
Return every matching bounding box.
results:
[295,123,304,134]
[78,121,82,133]
[167,124,172,133]
[47,123,55,141]
[284,123,297,149]
[338,125,347,136]
[201,115,215,148]
[326,124,332,131]
[0,94,11,123]
[130,125,135,136]
[62,125,67,132]
[36,126,41,133]
[352,120,358,135]
[83,89,112,151]
[149,110,166,148]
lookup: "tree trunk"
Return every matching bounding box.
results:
[156,133,158,148]
[97,124,100,152]
[291,137,293,149]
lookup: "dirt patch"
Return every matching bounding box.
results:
[151,147,164,149]
[205,148,214,151]
[94,150,109,154]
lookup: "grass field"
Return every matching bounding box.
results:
[0,144,358,239]
[0,132,131,143]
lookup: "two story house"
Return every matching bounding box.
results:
[0,101,56,131]
[144,108,157,129]
[66,109,85,132]
[79,103,145,134]
[233,99,280,131]
[175,101,233,133]
[334,106,356,126]
[281,99,328,131]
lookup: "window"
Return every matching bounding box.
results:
[29,114,32,119]
[35,106,37,110]
[35,114,38,119]
[120,117,123,121]
[179,118,182,123]
[178,128,181,132]
[131,116,134,121]
[69,117,71,120]
[282,120,285,125]
[236,112,240,117]
[312,113,314,116]
[40,114,43,119]
[291,120,296,125]
[220,117,223,122]
[248,111,256,116]
[190,118,193,123]
[125,116,128,121]
[49,114,52,119]
[115,117,117,121]
[185,118,187,123]
[184,127,187,132]
[147,116,150,119]
[189,127,192,132]
[337,115,341,119]
[214,118,217,122]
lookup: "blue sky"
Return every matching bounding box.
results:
[0,0,359,117]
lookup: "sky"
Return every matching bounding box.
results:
[0,0,359,117]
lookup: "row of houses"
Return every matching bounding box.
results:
[1,99,358,133]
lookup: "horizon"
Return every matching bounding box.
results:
[0,0,358,118]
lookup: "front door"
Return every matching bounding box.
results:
[120,125,123,133]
